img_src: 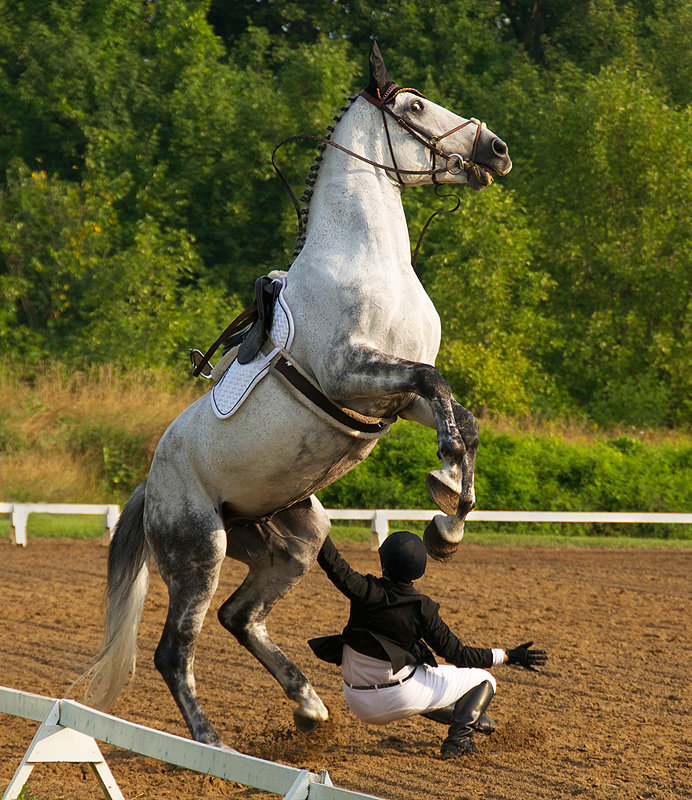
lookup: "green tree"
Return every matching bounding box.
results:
[408,187,555,417]
[0,161,117,357]
[0,160,237,366]
[519,67,691,425]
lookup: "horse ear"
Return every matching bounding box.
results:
[368,40,392,91]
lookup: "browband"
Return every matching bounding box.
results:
[362,83,426,107]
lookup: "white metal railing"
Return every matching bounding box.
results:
[3,503,690,548]
[1,503,120,547]
[0,686,384,800]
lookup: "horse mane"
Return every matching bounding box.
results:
[290,93,361,262]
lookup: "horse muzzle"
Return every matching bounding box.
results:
[473,128,512,177]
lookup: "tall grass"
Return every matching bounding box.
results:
[0,362,203,503]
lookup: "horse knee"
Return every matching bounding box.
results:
[412,364,452,405]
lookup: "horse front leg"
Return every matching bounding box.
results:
[401,397,479,561]
[320,346,469,520]
[220,496,330,729]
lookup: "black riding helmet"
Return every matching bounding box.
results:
[379,530,427,583]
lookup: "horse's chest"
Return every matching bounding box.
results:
[290,278,441,365]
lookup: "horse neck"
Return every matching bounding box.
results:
[299,99,412,273]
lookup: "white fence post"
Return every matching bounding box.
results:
[103,505,120,544]
[9,506,28,547]
[370,510,389,550]
[3,503,121,546]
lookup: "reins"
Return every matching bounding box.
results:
[271,86,485,272]
[271,134,450,222]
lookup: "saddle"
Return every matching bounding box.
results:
[191,274,395,438]
[190,274,285,378]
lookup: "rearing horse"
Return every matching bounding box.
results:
[84,43,512,745]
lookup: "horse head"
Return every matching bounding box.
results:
[362,40,512,191]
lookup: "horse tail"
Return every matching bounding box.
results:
[83,482,150,711]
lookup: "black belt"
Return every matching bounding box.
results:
[343,668,417,691]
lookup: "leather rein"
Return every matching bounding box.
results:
[271,85,485,271]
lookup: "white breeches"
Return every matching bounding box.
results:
[343,663,496,725]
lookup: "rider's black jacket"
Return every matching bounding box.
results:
[309,537,493,674]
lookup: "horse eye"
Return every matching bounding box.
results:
[410,100,423,113]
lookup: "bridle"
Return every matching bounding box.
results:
[359,84,485,187]
[271,83,487,270]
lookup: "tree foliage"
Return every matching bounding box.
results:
[0,0,689,426]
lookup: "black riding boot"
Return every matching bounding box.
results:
[440,680,495,759]
[423,705,495,734]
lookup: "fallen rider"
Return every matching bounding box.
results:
[308,531,547,759]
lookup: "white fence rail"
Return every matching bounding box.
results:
[3,503,691,548]
[325,508,692,547]
[0,686,385,800]
[0,503,120,547]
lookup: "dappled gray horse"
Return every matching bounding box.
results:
[85,43,512,745]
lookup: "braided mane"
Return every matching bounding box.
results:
[290,93,360,262]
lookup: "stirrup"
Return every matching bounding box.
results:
[189,348,213,379]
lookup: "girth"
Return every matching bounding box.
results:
[271,354,393,436]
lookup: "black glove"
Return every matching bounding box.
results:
[506,641,548,671]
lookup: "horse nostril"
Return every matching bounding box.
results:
[492,138,508,157]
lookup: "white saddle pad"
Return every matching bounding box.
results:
[211,278,294,419]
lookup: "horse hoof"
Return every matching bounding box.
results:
[293,708,328,732]
[426,470,460,516]
[424,515,462,562]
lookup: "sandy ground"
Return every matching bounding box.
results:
[0,538,690,800]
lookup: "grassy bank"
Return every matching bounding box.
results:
[0,362,203,504]
[1,363,690,540]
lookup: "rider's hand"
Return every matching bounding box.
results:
[506,641,548,671]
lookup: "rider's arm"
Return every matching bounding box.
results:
[424,604,547,670]
[317,536,375,603]
[422,601,503,669]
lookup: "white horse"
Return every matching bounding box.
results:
[84,43,512,745]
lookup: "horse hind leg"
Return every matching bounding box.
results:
[219,496,330,729]
[148,506,227,745]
